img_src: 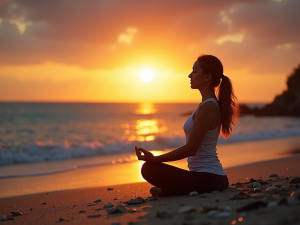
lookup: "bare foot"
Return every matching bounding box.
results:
[150,187,166,197]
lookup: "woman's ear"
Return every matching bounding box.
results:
[204,73,212,81]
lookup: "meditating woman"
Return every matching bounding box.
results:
[135,54,239,196]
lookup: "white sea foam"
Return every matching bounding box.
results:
[1,128,300,166]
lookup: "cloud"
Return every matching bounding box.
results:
[215,33,244,45]
[118,27,138,44]
[0,0,299,73]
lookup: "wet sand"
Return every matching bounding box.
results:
[1,155,300,225]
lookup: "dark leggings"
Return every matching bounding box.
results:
[141,162,229,196]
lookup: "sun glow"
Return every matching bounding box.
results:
[140,68,154,83]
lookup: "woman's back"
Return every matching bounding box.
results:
[184,98,226,175]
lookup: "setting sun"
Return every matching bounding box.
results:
[140,68,154,83]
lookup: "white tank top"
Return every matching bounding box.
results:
[183,98,226,175]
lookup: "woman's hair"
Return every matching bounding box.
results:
[197,54,239,138]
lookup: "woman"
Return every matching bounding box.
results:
[135,54,239,196]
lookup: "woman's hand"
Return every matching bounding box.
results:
[135,146,156,162]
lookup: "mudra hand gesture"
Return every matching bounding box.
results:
[135,146,156,162]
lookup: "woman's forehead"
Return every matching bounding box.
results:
[193,60,201,68]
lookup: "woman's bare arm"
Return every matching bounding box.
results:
[136,102,217,162]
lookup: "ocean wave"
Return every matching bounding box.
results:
[1,127,300,166]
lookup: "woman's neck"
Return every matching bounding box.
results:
[199,86,216,102]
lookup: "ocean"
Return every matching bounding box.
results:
[1,102,300,179]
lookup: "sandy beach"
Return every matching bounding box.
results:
[1,155,300,225]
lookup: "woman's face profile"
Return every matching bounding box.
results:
[188,61,205,89]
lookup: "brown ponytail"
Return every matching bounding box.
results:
[197,55,239,138]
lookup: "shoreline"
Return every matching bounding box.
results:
[0,155,299,224]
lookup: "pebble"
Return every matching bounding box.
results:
[87,214,101,218]
[178,205,195,214]
[0,215,7,221]
[287,196,300,206]
[189,191,198,196]
[212,212,231,218]
[145,197,158,201]
[79,210,86,213]
[230,192,251,200]
[94,199,101,203]
[272,184,282,187]
[11,211,22,216]
[252,182,261,188]
[202,204,218,213]
[104,203,114,208]
[266,186,279,193]
[291,190,300,199]
[252,194,264,199]
[254,188,262,192]
[207,210,219,218]
[107,188,113,190]
[111,222,121,225]
[108,205,127,214]
[290,177,300,184]
[125,197,145,205]
[269,173,278,178]
[221,206,232,212]
[267,202,278,207]
[283,186,290,191]
[128,208,138,212]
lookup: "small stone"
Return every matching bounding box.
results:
[41,202,47,205]
[116,205,127,213]
[30,208,33,210]
[178,205,195,214]
[272,184,282,187]
[202,204,218,213]
[212,212,231,218]
[230,192,251,200]
[291,190,300,199]
[189,191,198,196]
[269,174,278,178]
[252,182,261,188]
[250,178,257,182]
[221,206,232,212]
[258,181,268,185]
[283,186,290,191]
[207,210,219,218]
[0,215,7,221]
[58,218,66,221]
[87,214,101,218]
[266,186,279,193]
[290,177,300,184]
[156,211,173,219]
[236,201,268,212]
[11,211,22,216]
[79,210,86,213]
[145,197,158,201]
[252,194,264,199]
[125,197,145,205]
[94,199,101,203]
[111,222,121,225]
[267,202,278,207]
[287,196,300,206]
[87,202,97,206]
[107,188,113,190]
[113,198,119,200]
[128,208,138,212]
[254,188,262,192]
[104,203,114,208]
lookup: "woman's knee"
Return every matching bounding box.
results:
[141,162,157,180]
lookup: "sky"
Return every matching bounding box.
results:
[0,0,299,103]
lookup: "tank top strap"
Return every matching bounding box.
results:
[200,98,219,110]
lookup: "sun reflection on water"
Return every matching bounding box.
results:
[121,103,167,142]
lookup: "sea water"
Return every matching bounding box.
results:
[1,102,300,178]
